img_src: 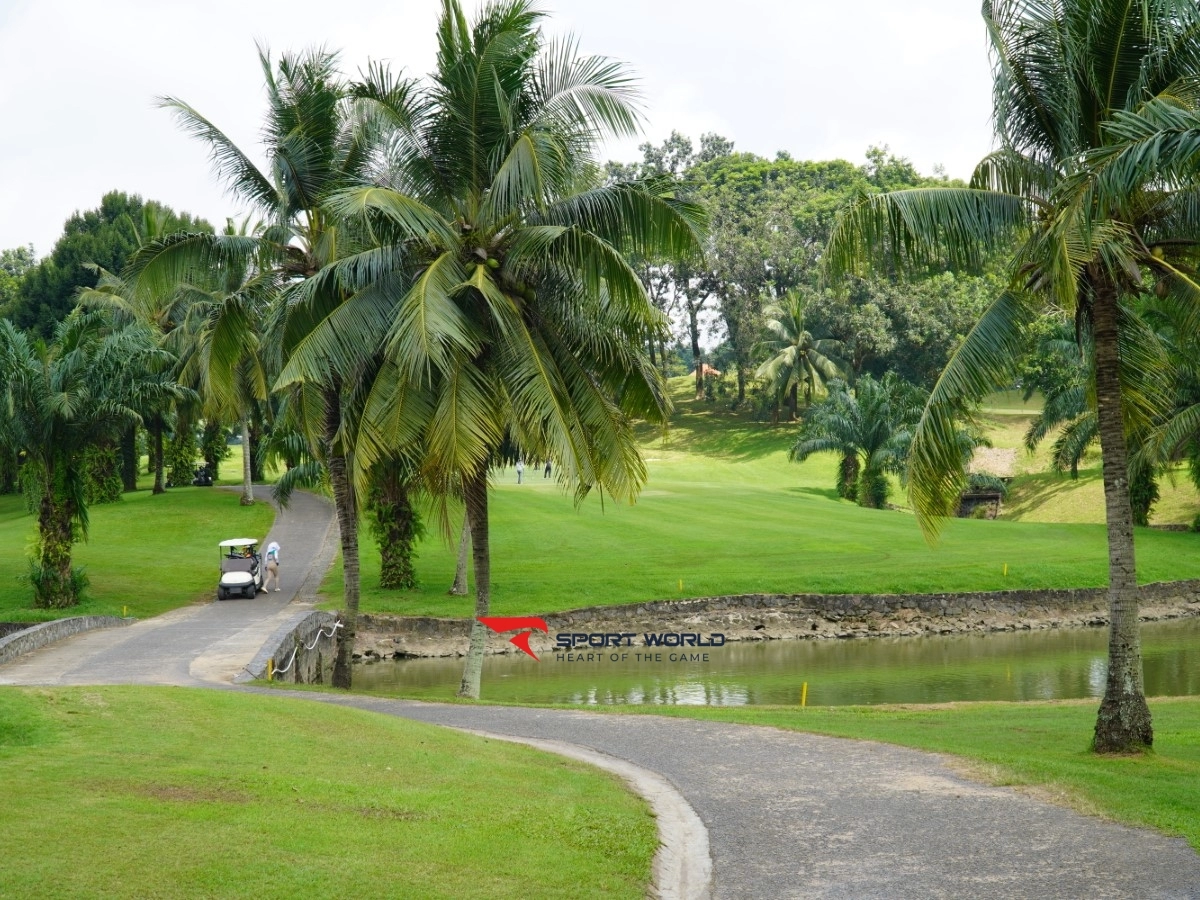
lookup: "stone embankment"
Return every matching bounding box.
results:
[357,581,1200,659]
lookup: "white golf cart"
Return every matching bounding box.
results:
[217,538,265,600]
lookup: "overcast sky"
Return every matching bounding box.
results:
[0,0,996,254]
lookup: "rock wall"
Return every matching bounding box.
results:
[249,610,340,684]
[0,616,131,667]
[358,580,1200,659]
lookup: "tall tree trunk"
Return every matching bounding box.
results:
[1091,275,1153,753]
[151,418,165,495]
[36,482,77,609]
[239,413,254,506]
[326,386,360,690]
[688,305,703,399]
[789,382,799,421]
[647,330,657,369]
[120,425,138,492]
[736,363,746,406]
[449,513,471,595]
[372,468,417,590]
[458,468,490,699]
[249,415,265,482]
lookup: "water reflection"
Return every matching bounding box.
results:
[352,618,1200,706]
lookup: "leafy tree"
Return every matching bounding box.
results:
[13,193,208,337]
[827,0,1200,752]
[790,373,925,507]
[287,0,703,699]
[0,313,178,607]
[0,245,36,319]
[755,290,843,420]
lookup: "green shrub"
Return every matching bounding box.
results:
[82,446,122,505]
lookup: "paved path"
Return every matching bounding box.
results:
[0,488,336,686]
[278,693,1200,900]
[4,487,1200,897]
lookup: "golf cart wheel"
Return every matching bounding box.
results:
[217,587,228,601]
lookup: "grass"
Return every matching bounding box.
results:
[326,378,1200,618]
[0,487,274,623]
[582,696,1200,852]
[0,686,654,899]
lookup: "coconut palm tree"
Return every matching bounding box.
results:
[790,374,925,508]
[0,312,176,607]
[125,47,413,687]
[280,0,704,698]
[826,0,1200,751]
[755,290,843,420]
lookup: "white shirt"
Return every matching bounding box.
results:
[266,541,281,563]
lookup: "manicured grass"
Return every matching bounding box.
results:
[326,378,1200,618]
[592,696,1200,852]
[0,686,654,899]
[0,488,274,623]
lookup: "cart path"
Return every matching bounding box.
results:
[0,488,336,686]
[264,692,1200,900]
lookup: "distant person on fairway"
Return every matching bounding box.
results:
[516,459,524,484]
[264,541,281,592]
[543,459,551,478]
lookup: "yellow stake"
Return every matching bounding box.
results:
[122,605,127,618]
[1003,563,1008,577]
[678,579,683,591]
[267,658,274,681]
[801,682,808,708]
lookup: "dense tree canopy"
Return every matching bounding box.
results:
[11,192,209,336]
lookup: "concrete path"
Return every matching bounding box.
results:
[0,488,336,687]
[277,693,1200,900]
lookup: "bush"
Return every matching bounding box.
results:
[27,561,89,609]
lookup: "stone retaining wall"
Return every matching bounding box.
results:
[244,610,339,684]
[358,580,1200,659]
[0,616,131,667]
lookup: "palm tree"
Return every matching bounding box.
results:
[281,0,704,699]
[790,374,924,508]
[126,47,408,687]
[0,313,172,607]
[755,290,843,420]
[826,0,1200,751]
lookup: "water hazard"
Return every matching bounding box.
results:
[352,617,1200,706]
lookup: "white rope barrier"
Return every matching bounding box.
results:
[270,621,343,679]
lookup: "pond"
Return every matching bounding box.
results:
[352,617,1200,706]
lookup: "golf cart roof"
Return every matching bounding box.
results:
[219,538,259,548]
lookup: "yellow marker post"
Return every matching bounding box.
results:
[122,605,127,618]
[1003,563,1008,577]
[267,658,274,682]
[678,579,683,592]
[801,682,808,708]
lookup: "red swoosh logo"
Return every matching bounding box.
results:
[478,616,549,660]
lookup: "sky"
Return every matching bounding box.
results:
[0,0,996,255]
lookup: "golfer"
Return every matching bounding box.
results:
[264,541,282,592]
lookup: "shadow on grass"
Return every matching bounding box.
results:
[637,378,799,463]
[1005,467,1102,520]
[784,485,844,502]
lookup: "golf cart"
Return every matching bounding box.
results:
[217,538,265,600]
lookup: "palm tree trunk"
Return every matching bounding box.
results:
[458,468,490,699]
[249,415,265,483]
[36,483,78,609]
[326,386,360,690]
[689,305,703,400]
[449,513,470,595]
[151,419,165,495]
[790,383,799,421]
[374,470,417,590]
[120,425,138,492]
[239,413,254,506]
[1091,275,1153,753]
